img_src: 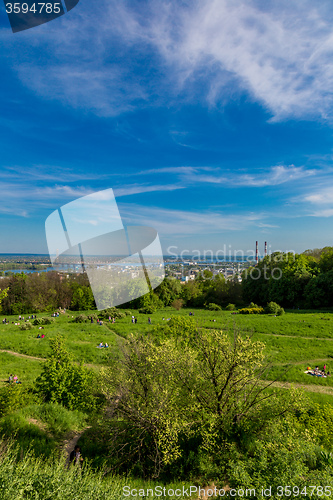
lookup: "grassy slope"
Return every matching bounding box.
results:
[1,308,333,399]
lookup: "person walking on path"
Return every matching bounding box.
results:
[69,445,83,466]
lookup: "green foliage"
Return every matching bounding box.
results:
[226,303,236,310]
[102,325,279,477]
[138,292,162,314]
[242,252,317,308]
[238,307,264,314]
[264,301,284,315]
[99,307,126,320]
[171,298,184,310]
[19,322,33,330]
[0,443,191,500]
[33,317,54,326]
[21,402,86,439]
[0,385,31,418]
[72,314,89,323]
[205,302,222,311]
[163,315,197,341]
[70,284,96,311]
[36,335,100,413]
[0,287,8,313]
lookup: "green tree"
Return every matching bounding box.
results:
[103,326,289,477]
[36,336,98,412]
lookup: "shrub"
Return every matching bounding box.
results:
[72,314,89,323]
[171,299,184,310]
[225,303,236,311]
[0,385,31,417]
[264,301,284,315]
[206,303,222,311]
[33,317,54,326]
[139,305,156,314]
[238,307,264,314]
[99,308,126,320]
[36,335,101,413]
[20,322,33,330]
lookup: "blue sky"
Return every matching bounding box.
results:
[1,0,333,256]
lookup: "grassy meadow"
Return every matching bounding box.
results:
[1,307,333,397]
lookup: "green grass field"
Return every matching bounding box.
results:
[1,307,333,399]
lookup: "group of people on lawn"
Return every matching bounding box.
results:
[306,364,331,378]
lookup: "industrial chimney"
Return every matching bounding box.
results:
[256,241,258,264]
[265,241,267,258]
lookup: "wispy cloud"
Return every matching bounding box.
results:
[114,184,185,197]
[3,1,333,120]
[295,184,333,217]
[304,186,333,204]
[119,203,266,235]
[140,164,316,187]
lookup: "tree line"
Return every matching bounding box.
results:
[0,245,332,314]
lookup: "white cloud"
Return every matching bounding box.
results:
[171,164,315,187]
[3,0,333,120]
[119,203,265,235]
[114,184,184,197]
[304,186,333,204]
[296,184,333,217]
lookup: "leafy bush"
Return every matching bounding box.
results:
[171,299,184,310]
[98,308,126,320]
[206,303,222,311]
[36,335,102,413]
[264,301,285,315]
[225,303,236,311]
[72,314,89,323]
[20,322,33,330]
[238,307,264,314]
[0,385,32,418]
[33,317,54,326]
[139,305,156,314]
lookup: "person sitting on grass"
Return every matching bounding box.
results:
[105,342,109,348]
[8,374,13,384]
[97,342,104,348]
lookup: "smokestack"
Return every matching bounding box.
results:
[256,241,258,264]
[265,241,267,257]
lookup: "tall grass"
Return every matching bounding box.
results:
[0,442,196,499]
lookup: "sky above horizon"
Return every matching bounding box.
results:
[0,0,333,256]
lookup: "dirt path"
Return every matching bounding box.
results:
[0,349,45,361]
[264,380,333,395]
[0,348,102,370]
[259,333,333,341]
[63,426,91,464]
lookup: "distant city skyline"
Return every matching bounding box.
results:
[0,1,333,254]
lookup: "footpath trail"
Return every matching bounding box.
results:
[62,426,91,465]
[0,349,45,361]
[0,348,103,368]
[264,380,333,395]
